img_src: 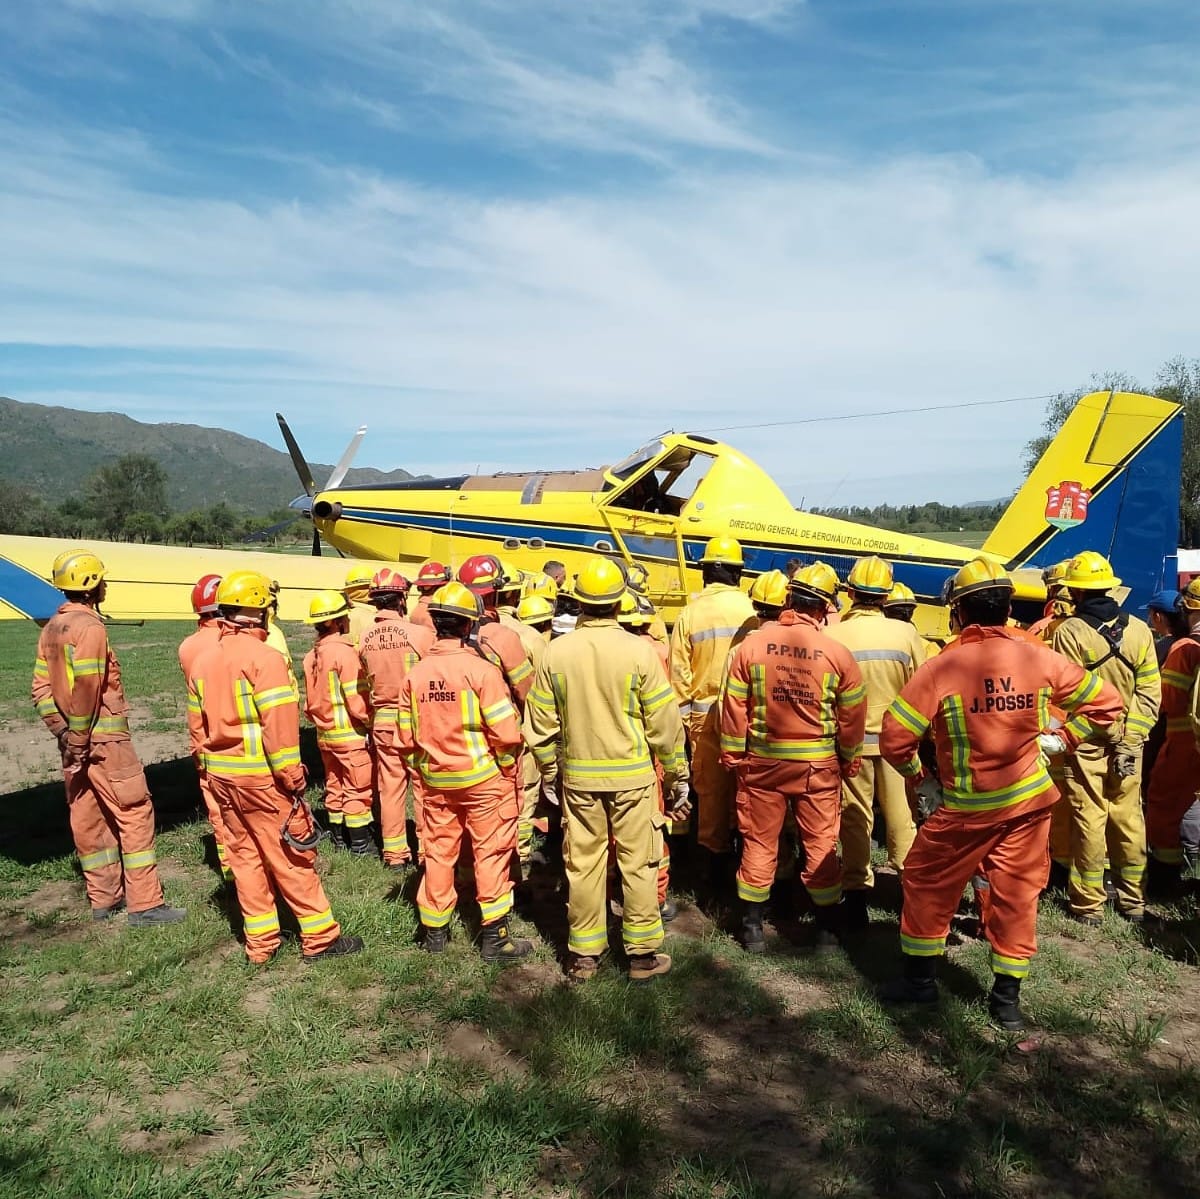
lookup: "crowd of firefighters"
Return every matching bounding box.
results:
[30,536,1200,1029]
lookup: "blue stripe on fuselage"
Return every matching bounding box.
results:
[0,556,62,620]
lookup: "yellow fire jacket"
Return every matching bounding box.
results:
[825,606,928,756]
[668,583,756,719]
[1050,614,1160,751]
[528,616,687,791]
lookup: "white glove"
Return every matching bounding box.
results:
[1038,733,1067,757]
[667,777,692,820]
[540,777,560,808]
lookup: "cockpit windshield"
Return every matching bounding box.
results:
[606,440,665,484]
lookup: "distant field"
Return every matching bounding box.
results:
[2,619,1198,1197]
[922,529,992,549]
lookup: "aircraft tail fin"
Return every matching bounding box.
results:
[982,390,1183,610]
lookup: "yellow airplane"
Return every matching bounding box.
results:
[0,390,1182,633]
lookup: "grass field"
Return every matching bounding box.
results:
[2,621,1199,1197]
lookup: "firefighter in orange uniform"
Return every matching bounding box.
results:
[178,573,234,883]
[1145,578,1200,893]
[409,560,452,631]
[826,556,927,930]
[457,555,535,707]
[879,559,1122,1031]
[721,564,866,952]
[359,569,434,869]
[32,550,186,925]
[668,536,756,877]
[303,591,376,855]
[188,571,362,963]
[397,583,532,961]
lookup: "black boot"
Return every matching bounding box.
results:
[423,926,448,954]
[814,902,843,954]
[346,822,378,858]
[1146,856,1182,900]
[880,954,939,1004]
[741,900,766,954]
[303,934,364,962]
[842,889,870,933]
[988,973,1026,1032]
[327,819,348,850]
[479,918,533,964]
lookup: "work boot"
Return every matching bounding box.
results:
[880,954,939,1004]
[128,904,187,927]
[842,889,870,933]
[988,974,1026,1032]
[327,821,348,850]
[813,902,843,954]
[629,952,672,984]
[659,898,678,923]
[1146,856,1182,900]
[345,824,378,858]
[303,934,365,962]
[567,954,601,985]
[1103,869,1119,904]
[1070,909,1103,928]
[741,900,766,954]
[479,919,532,964]
[92,899,126,922]
[422,926,448,954]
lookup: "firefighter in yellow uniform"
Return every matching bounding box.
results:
[826,557,927,930]
[882,583,941,658]
[1050,551,1160,923]
[342,564,378,647]
[528,557,689,984]
[668,536,756,879]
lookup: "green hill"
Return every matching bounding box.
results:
[0,397,413,511]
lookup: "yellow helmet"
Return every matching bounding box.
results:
[700,536,744,567]
[946,558,1014,602]
[790,561,839,605]
[517,595,555,625]
[343,564,374,593]
[617,592,655,628]
[1063,550,1121,591]
[498,559,524,591]
[1042,560,1070,586]
[216,570,273,611]
[1181,578,1200,611]
[625,561,649,594]
[305,590,352,624]
[574,556,627,605]
[847,555,894,596]
[884,582,916,610]
[427,582,483,621]
[522,571,560,602]
[749,570,788,609]
[51,549,106,592]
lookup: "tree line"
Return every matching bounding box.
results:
[0,454,309,547]
[809,500,1005,535]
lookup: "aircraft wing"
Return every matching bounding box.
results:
[0,535,396,623]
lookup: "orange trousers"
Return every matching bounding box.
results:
[65,740,165,914]
[416,773,517,929]
[900,804,1052,980]
[373,726,420,865]
[1146,732,1200,864]
[690,709,737,854]
[196,772,234,881]
[209,776,342,962]
[735,756,843,908]
[318,742,374,831]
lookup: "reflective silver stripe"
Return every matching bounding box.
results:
[691,699,714,716]
[691,626,743,644]
[851,648,913,665]
[863,732,880,746]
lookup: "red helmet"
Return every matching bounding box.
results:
[415,560,452,592]
[191,574,222,616]
[369,568,411,599]
[458,554,502,595]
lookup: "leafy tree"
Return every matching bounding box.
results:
[206,502,241,547]
[124,511,164,543]
[166,510,209,547]
[85,454,169,539]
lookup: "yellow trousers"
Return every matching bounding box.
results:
[1060,744,1146,916]
[562,783,664,958]
[841,755,915,890]
[689,710,737,854]
[518,750,542,863]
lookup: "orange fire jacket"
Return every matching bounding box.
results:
[186,624,306,792]
[396,641,523,789]
[359,611,435,730]
[880,624,1123,825]
[178,618,223,759]
[719,612,867,767]
[303,632,372,749]
[32,602,131,748]
[477,616,534,705]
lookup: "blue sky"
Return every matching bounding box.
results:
[2,0,1198,504]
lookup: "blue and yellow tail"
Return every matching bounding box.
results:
[983,391,1183,609]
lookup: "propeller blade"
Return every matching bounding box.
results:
[312,528,321,557]
[276,413,316,498]
[325,425,367,491]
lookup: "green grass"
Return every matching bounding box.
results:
[2,622,1200,1197]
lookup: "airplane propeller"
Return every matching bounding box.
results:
[276,413,367,557]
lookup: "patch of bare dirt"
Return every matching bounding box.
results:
[0,1050,33,1083]
[243,984,273,1018]
[444,1023,529,1080]
[0,881,92,948]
